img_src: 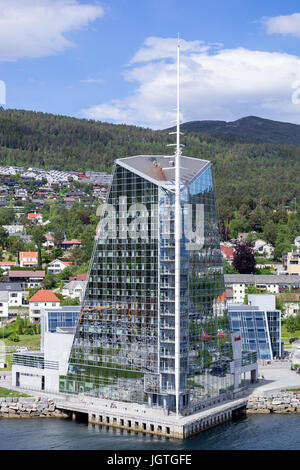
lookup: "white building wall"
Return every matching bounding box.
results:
[29,301,60,323]
[0,301,8,323]
[12,332,74,393]
[8,291,23,307]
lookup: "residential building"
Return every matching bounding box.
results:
[228,294,282,360]
[220,243,234,264]
[14,188,28,200]
[19,251,38,268]
[0,261,17,273]
[283,251,300,275]
[61,280,86,302]
[0,283,23,307]
[69,274,88,282]
[253,239,274,258]
[237,232,250,241]
[58,239,82,250]
[42,233,55,248]
[47,259,71,275]
[0,195,8,206]
[8,270,45,289]
[29,290,60,323]
[276,292,300,317]
[59,154,257,411]
[2,225,24,235]
[224,274,300,303]
[27,212,43,223]
[0,291,9,325]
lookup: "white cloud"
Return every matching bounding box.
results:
[81,36,300,129]
[80,78,104,84]
[0,0,104,61]
[263,13,300,37]
[130,36,218,64]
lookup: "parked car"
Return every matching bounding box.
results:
[289,338,298,344]
[16,346,28,352]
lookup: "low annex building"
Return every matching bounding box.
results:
[225,274,300,303]
[29,290,60,323]
[8,270,45,289]
[12,306,81,392]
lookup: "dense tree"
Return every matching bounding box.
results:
[31,225,46,268]
[232,239,256,274]
[43,273,57,290]
[0,226,8,249]
[286,316,297,334]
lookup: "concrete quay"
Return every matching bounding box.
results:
[2,360,300,438]
[55,395,248,439]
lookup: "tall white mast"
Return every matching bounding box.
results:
[174,35,181,417]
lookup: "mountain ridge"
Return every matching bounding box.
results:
[171,115,300,145]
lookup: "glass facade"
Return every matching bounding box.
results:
[59,155,235,410]
[43,308,81,333]
[228,306,281,360]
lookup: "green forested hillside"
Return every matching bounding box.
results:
[0,108,300,246]
[178,116,300,145]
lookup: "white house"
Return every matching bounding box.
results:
[2,225,24,235]
[253,239,274,258]
[0,291,9,325]
[47,259,71,275]
[42,233,55,248]
[62,280,87,302]
[29,290,60,323]
[295,236,300,250]
[19,251,38,268]
[0,283,23,307]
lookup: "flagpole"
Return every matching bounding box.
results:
[174,35,181,417]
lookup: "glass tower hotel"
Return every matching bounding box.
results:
[60,154,243,411]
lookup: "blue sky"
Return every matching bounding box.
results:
[2,0,300,128]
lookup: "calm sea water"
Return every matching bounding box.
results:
[0,414,300,450]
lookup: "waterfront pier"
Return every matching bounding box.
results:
[55,395,248,439]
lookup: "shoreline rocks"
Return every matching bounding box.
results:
[0,397,68,418]
[246,392,300,413]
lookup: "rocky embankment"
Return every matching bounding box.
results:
[0,397,68,418]
[247,391,300,413]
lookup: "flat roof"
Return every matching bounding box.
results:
[0,282,22,291]
[116,155,210,188]
[225,274,300,284]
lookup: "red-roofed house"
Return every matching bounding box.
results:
[29,290,60,323]
[58,239,82,250]
[19,251,38,267]
[27,212,43,223]
[220,244,234,264]
[69,274,88,282]
[0,261,17,272]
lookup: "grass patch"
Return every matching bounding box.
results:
[0,386,30,397]
[3,334,40,348]
[281,323,300,341]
